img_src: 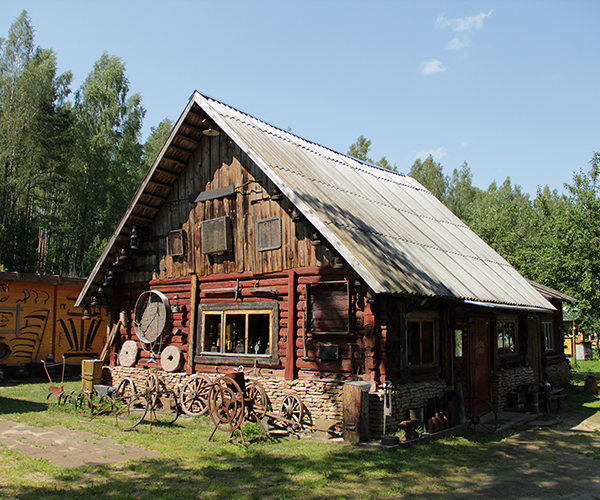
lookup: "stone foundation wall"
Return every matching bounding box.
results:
[102,366,345,427]
[369,379,448,437]
[545,360,571,389]
[103,366,449,440]
[491,366,534,412]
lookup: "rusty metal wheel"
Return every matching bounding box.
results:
[465,396,498,433]
[209,375,245,433]
[180,374,212,416]
[246,380,267,422]
[279,393,304,430]
[115,394,148,431]
[148,389,179,425]
[114,377,137,399]
[142,373,160,409]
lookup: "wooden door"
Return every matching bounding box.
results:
[470,319,491,412]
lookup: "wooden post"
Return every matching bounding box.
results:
[285,269,297,380]
[187,274,198,374]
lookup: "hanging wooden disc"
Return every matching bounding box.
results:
[119,340,138,367]
[133,290,171,344]
[161,345,183,372]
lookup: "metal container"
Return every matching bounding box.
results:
[81,359,103,392]
[528,390,540,414]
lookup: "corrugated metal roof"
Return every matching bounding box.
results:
[76,91,555,312]
[527,280,577,305]
[198,92,553,311]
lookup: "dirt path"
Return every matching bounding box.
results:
[436,411,600,500]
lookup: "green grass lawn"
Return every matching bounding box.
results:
[0,363,598,500]
[564,358,600,412]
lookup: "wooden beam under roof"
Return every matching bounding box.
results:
[159,156,187,168]
[140,191,168,202]
[135,202,161,213]
[167,143,195,156]
[154,167,180,180]
[147,179,173,191]
[128,213,154,224]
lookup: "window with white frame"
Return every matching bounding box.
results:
[542,321,554,351]
[197,302,278,359]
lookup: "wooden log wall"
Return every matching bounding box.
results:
[110,267,385,383]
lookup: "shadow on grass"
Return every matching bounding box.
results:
[0,395,47,414]
[8,428,600,500]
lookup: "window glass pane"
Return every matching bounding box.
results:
[506,322,515,353]
[407,321,421,366]
[249,314,270,354]
[498,321,516,355]
[421,321,435,364]
[543,322,553,351]
[498,322,506,352]
[225,314,246,353]
[454,329,463,358]
[204,314,221,352]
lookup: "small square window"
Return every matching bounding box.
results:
[202,216,232,255]
[167,230,185,256]
[257,217,282,252]
[306,282,351,334]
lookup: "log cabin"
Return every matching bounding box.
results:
[75,91,574,437]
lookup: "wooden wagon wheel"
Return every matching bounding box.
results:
[245,380,268,422]
[465,396,498,433]
[279,393,304,429]
[180,374,212,416]
[208,375,245,434]
[142,373,160,409]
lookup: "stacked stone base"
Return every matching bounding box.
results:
[545,359,571,389]
[103,367,474,440]
[491,367,534,412]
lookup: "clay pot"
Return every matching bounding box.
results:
[584,376,598,393]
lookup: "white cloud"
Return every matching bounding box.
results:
[415,147,446,160]
[420,59,447,75]
[437,10,493,50]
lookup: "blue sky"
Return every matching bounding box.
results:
[1,0,598,197]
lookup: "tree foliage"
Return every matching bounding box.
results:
[0,12,154,277]
[348,135,398,172]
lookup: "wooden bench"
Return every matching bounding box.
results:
[539,388,566,413]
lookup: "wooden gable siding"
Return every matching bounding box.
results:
[124,134,338,286]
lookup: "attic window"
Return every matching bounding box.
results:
[257,217,282,252]
[202,216,232,255]
[167,230,185,256]
[306,282,351,335]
